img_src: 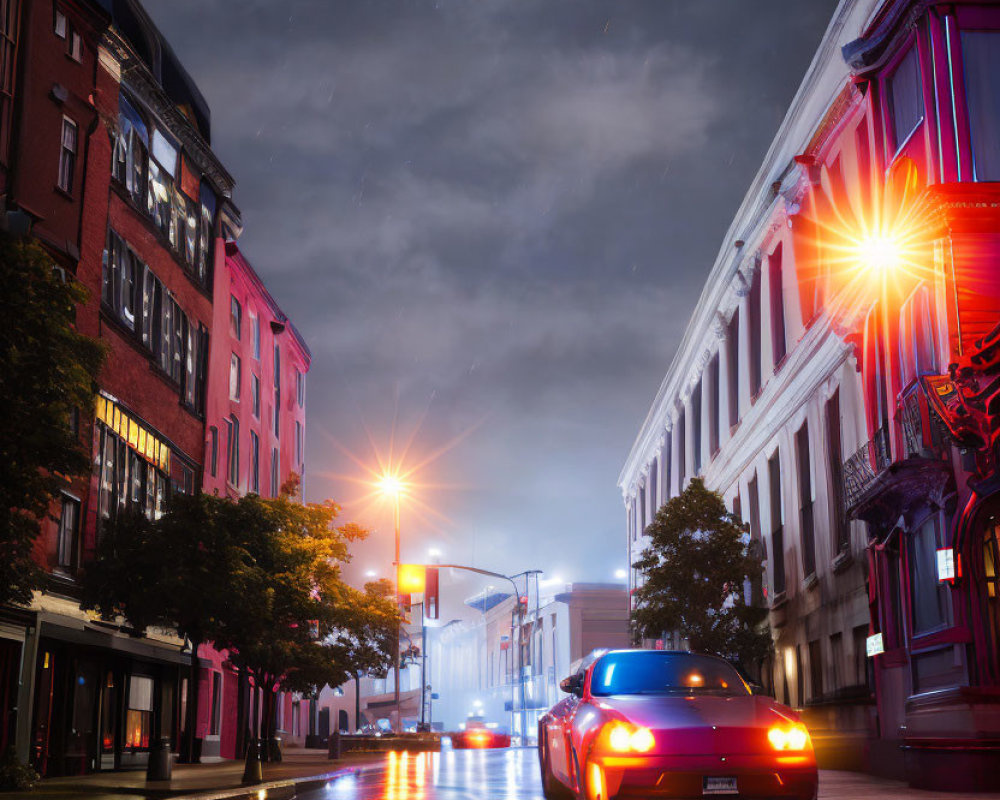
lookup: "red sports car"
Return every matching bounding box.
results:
[538,650,818,800]
[450,720,511,749]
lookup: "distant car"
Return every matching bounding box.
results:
[451,720,512,750]
[538,649,818,800]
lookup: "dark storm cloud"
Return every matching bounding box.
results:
[142,0,837,592]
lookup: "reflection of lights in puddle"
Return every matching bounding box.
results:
[326,774,359,796]
[385,751,431,800]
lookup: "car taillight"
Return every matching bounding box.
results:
[605,722,655,753]
[767,723,811,751]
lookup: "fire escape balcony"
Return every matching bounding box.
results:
[843,383,954,527]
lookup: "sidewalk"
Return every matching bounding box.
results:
[5,749,386,800]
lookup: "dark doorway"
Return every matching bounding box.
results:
[338,709,348,734]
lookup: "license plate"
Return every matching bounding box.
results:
[703,775,738,795]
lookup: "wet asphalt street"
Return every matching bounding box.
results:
[297,747,544,800]
[294,747,1000,800]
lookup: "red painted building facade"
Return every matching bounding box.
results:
[196,241,310,761]
[802,0,1000,788]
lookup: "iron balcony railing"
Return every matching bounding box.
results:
[843,424,891,512]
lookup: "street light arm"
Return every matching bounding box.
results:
[434,563,525,603]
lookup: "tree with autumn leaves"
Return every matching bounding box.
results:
[631,478,772,680]
[82,476,398,765]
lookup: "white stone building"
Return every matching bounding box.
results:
[618,0,886,767]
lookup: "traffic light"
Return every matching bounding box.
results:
[425,567,439,620]
[398,563,426,594]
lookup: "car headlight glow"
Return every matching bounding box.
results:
[767,723,811,751]
[606,722,655,753]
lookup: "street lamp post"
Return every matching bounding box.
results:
[377,474,405,734]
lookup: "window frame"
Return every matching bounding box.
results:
[57,116,77,193]
[885,41,926,157]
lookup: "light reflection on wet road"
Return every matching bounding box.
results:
[298,748,545,800]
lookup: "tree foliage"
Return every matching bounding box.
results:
[335,578,398,731]
[83,475,396,751]
[0,235,106,606]
[631,478,771,674]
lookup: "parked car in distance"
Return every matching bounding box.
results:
[451,719,512,750]
[538,649,818,799]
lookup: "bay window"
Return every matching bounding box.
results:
[888,44,924,150]
[961,31,1000,181]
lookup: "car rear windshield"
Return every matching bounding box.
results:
[590,652,750,697]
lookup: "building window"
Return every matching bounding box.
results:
[251,374,260,418]
[768,450,785,596]
[638,485,646,532]
[230,296,242,340]
[649,459,658,513]
[691,380,702,475]
[962,32,1000,181]
[249,430,260,494]
[829,632,843,692]
[147,128,178,244]
[273,344,281,437]
[749,265,763,398]
[251,313,260,359]
[271,447,279,497]
[888,44,924,151]
[229,353,241,401]
[295,421,303,466]
[57,117,77,193]
[708,352,720,456]
[748,473,765,605]
[796,421,815,578]
[864,303,890,433]
[56,495,80,570]
[909,515,951,634]
[226,415,239,487]
[54,9,67,37]
[209,426,218,478]
[296,369,305,407]
[125,676,153,751]
[662,431,672,501]
[96,420,169,525]
[727,310,740,427]
[103,229,139,330]
[825,390,849,554]
[899,284,937,387]
[113,96,148,205]
[808,639,823,700]
[68,29,81,61]
[677,410,686,487]
[210,672,222,736]
[769,243,786,368]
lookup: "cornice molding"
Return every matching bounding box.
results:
[103,29,235,200]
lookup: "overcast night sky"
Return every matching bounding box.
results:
[142,1,838,606]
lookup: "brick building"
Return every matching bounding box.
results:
[0,0,309,776]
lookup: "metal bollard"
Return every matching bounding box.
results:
[146,737,172,781]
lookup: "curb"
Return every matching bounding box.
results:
[168,760,386,800]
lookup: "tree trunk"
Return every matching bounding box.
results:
[181,638,202,763]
